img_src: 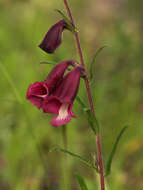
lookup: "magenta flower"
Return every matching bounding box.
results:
[39,20,67,54]
[26,60,74,109]
[42,66,82,127]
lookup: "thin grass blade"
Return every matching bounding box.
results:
[0,63,22,104]
[0,62,49,185]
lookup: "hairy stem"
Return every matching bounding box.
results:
[63,0,105,189]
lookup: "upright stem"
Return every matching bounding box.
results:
[63,0,95,112]
[63,0,105,190]
[96,135,105,190]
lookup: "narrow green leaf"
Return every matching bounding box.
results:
[105,126,128,176]
[55,9,75,32]
[84,108,98,134]
[76,96,99,134]
[75,173,88,190]
[90,46,107,80]
[52,147,98,171]
[76,96,86,108]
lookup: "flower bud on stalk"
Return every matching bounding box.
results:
[39,20,67,53]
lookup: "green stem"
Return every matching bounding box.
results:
[62,125,67,149]
[61,125,69,190]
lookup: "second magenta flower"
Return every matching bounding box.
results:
[43,66,83,127]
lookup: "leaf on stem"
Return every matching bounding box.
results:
[76,96,87,108]
[75,173,89,190]
[51,147,98,171]
[54,9,75,33]
[105,126,128,176]
[84,108,99,134]
[76,96,99,134]
[90,46,107,82]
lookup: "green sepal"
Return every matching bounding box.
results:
[54,9,75,33]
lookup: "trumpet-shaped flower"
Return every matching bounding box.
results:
[26,60,74,109]
[42,66,82,127]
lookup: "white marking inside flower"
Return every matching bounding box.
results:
[57,103,69,120]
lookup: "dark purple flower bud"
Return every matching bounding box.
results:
[26,60,74,109]
[42,66,82,127]
[39,20,67,53]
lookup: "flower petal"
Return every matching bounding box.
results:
[28,96,43,109]
[51,114,71,127]
[26,82,48,97]
[52,67,81,103]
[50,103,75,127]
[26,82,49,109]
[42,97,61,114]
[45,60,74,93]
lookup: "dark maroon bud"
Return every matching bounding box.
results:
[39,20,67,54]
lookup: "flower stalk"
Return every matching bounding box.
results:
[63,0,105,189]
[62,125,67,149]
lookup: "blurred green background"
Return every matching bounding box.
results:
[0,0,143,190]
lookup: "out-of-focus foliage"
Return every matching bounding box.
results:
[0,0,143,190]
